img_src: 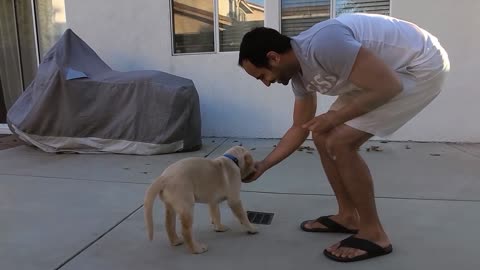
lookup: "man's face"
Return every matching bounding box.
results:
[241,52,298,87]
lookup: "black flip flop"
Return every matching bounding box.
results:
[300,215,359,234]
[323,236,393,262]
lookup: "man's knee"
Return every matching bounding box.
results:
[325,133,356,159]
[312,132,328,148]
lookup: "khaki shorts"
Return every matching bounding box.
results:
[330,47,450,137]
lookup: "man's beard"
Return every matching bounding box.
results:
[277,72,293,85]
[276,64,298,85]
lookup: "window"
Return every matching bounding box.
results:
[218,0,265,52]
[171,0,265,54]
[281,0,330,38]
[335,0,390,16]
[171,0,215,54]
[0,0,67,118]
[35,0,68,60]
[281,0,390,37]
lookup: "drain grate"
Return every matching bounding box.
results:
[246,211,274,225]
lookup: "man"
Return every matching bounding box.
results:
[238,13,450,262]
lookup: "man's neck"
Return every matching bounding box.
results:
[285,49,302,75]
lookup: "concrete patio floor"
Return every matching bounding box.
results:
[1,138,479,270]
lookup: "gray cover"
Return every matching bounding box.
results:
[7,29,202,155]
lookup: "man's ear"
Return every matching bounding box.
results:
[266,51,281,66]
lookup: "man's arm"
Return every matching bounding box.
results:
[262,93,317,170]
[332,47,403,125]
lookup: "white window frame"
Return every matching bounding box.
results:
[0,124,11,134]
[31,0,41,66]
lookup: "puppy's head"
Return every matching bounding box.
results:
[225,146,255,179]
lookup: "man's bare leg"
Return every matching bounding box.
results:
[302,132,359,231]
[325,125,390,259]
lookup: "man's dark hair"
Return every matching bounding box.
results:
[238,27,292,68]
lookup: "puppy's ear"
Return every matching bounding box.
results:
[241,152,255,179]
[244,152,253,168]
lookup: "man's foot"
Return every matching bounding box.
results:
[300,214,359,233]
[325,230,391,262]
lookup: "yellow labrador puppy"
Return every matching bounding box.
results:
[144,146,257,254]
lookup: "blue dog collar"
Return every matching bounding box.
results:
[223,154,239,167]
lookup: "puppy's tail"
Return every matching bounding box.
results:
[144,176,168,241]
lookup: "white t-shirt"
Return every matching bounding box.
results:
[290,13,443,97]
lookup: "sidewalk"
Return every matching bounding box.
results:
[1,138,479,270]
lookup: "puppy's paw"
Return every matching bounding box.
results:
[246,225,258,235]
[214,224,230,232]
[170,238,184,246]
[191,243,208,254]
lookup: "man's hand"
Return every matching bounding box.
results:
[242,160,269,183]
[302,111,339,134]
[242,93,316,184]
